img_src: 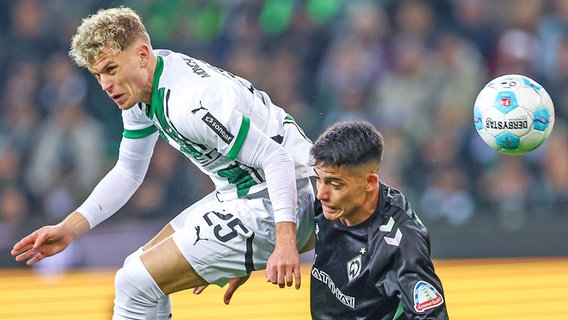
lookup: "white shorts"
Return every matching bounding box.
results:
[169,178,314,287]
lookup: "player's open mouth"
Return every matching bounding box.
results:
[111,94,126,104]
[321,204,336,213]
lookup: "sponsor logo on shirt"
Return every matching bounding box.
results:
[312,267,355,308]
[202,112,234,144]
[413,280,444,312]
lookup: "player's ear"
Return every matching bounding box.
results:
[137,43,151,66]
[365,172,379,191]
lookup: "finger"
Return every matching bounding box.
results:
[32,231,49,250]
[286,269,294,287]
[193,286,207,295]
[294,267,301,290]
[265,268,276,284]
[14,249,39,263]
[223,282,237,305]
[278,267,286,288]
[25,250,44,266]
[11,242,34,256]
[11,234,37,254]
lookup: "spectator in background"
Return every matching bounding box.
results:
[38,53,89,116]
[539,33,568,123]
[541,122,568,214]
[492,0,545,77]
[419,166,475,226]
[316,0,389,123]
[371,35,439,145]
[537,0,568,83]
[390,0,437,46]
[0,60,42,157]
[431,32,487,138]
[479,156,531,230]
[25,99,105,223]
[0,144,32,268]
[0,0,63,86]
[262,46,322,139]
[450,0,498,62]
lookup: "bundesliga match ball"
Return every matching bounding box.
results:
[473,74,555,155]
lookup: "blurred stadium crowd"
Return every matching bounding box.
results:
[1,0,568,268]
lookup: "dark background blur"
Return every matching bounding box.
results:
[0,0,567,273]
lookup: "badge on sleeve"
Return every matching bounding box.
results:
[413,280,444,312]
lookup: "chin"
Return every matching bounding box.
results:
[323,210,340,221]
[117,101,135,110]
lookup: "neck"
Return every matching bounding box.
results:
[141,54,158,104]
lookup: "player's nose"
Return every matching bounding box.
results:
[316,185,329,201]
[99,74,113,91]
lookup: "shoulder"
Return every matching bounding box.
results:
[380,182,421,223]
[377,182,430,242]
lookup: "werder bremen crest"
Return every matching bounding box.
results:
[347,254,362,283]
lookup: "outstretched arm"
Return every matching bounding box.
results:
[12,133,158,266]
[11,212,89,265]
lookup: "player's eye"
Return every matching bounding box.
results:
[330,182,342,189]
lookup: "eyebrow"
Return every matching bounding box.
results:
[89,60,114,75]
[314,171,344,183]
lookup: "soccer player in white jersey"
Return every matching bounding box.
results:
[11,7,315,319]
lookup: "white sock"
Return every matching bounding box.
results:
[112,256,165,320]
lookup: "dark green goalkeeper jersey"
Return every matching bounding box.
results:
[310,182,448,319]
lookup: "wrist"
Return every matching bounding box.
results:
[60,212,90,240]
[275,221,297,247]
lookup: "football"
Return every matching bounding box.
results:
[473,74,555,155]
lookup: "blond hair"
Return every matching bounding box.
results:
[69,7,151,67]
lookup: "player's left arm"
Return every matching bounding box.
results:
[389,223,448,318]
[235,122,301,289]
[178,93,300,289]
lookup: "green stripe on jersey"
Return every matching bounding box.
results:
[392,300,404,319]
[226,115,250,160]
[284,114,310,142]
[147,56,165,119]
[123,125,158,139]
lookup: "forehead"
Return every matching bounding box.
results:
[87,48,117,73]
[315,165,348,179]
[89,44,138,74]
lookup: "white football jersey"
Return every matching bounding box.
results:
[121,50,312,198]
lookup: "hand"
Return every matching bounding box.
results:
[266,222,301,289]
[266,244,301,289]
[193,273,251,305]
[11,224,74,266]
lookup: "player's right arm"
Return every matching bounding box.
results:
[75,132,158,228]
[11,132,159,265]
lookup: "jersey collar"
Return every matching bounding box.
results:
[146,55,165,119]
